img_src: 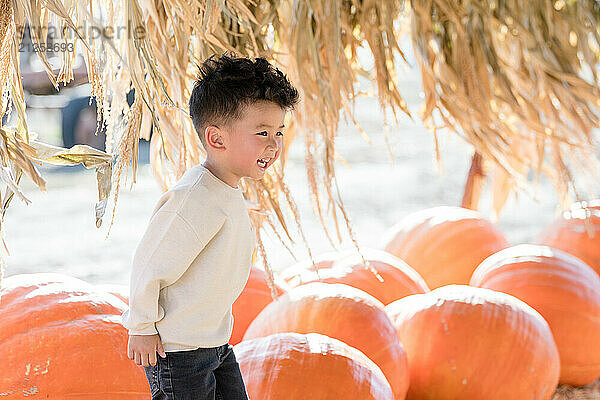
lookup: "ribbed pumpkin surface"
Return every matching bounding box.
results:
[471,244,600,385]
[382,206,509,288]
[0,273,148,398]
[385,285,559,400]
[243,282,409,399]
[230,267,285,345]
[536,200,600,277]
[277,248,429,305]
[235,332,394,400]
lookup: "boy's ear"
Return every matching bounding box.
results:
[204,125,226,150]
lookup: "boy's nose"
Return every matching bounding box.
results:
[267,137,280,151]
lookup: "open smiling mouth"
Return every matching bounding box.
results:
[257,158,271,169]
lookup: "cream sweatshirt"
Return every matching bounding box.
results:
[120,164,256,351]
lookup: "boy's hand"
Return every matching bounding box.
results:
[127,334,167,367]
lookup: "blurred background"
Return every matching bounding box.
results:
[4,34,562,285]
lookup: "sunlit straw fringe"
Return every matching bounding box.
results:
[3,0,599,284]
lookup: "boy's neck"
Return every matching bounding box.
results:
[202,159,240,189]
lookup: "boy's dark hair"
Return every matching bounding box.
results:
[189,53,299,147]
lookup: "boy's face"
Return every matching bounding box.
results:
[221,100,286,182]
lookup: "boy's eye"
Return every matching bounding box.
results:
[256,131,284,136]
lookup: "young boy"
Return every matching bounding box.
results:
[121,53,299,399]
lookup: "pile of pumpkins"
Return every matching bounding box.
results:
[1,201,599,399]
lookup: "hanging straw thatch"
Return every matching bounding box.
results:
[412,0,600,217]
[1,0,599,293]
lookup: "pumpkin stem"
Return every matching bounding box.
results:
[461,152,486,211]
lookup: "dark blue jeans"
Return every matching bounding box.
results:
[143,343,249,400]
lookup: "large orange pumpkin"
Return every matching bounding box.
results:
[536,200,600,277]
[0,273,148,398]
[230,267,285,345]
[277,249,341,272]
[277,248,429,305]
[382,206,510,289]
[470,244,600,385]
[385,285,559,400]
[243,282,409,399]
[235,332,394,399]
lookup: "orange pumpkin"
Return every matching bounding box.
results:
[471,244,600,385]
[382,206,509,288]
[278,248,429,305]
[230,267,285,345]
[235,332,394,399]
[243,282,409,399]
[278,249,341,271]
[536,200,600,277]
[385,285,560,400]
[0,273,148,398]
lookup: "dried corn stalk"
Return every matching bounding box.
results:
[411,0,600,215]
[0,0,114,285]
[3,0,412,291]
[2,0,599,292]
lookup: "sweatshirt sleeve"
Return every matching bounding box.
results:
[121,191,227,335]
